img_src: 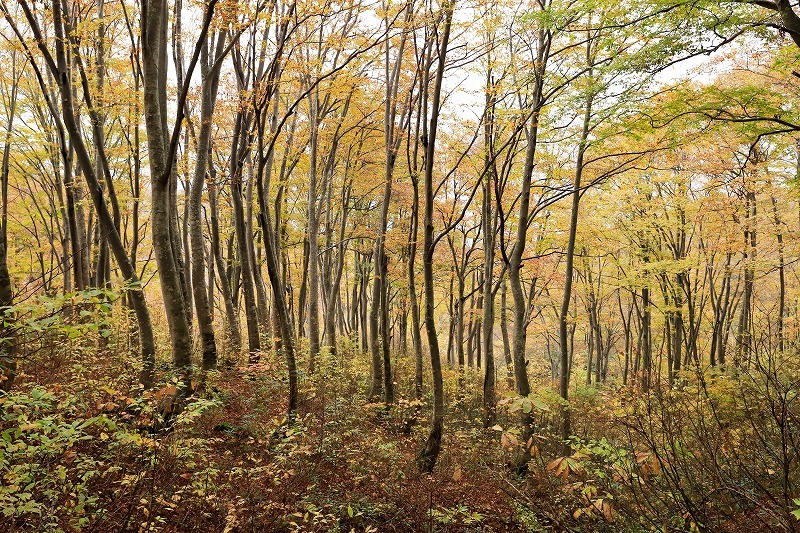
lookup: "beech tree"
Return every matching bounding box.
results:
[3,2,800,523]
[4,0,158,387]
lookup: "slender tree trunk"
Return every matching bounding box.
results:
[173,0,192,338]
[306,92,321,373]
[0,56,18,392]
[506,25,550,473]
[298,237,308,337]
[500,274,513,388]
[558,34,594,451]
[735,190,756,365]
[209,169,242,359]
[231,114,261,362]
[256,193,298,413]
[409,176,423,398]
[367,11,412,398]
[772,196,785,353]
[417,0,454,473]
[189,31,226,370]
[482,131,496,427]
[455,267,465,388]
[251,7,299,413]
[641,284,652,390]
[323,183,351,355]
[380,254,394,403]
[507,123,537,466]
[247,166,270,334]
[618,288,632,385]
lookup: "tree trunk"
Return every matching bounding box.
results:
[409,175,423,398]
[231,114,261,363]
[306,92,321,373]
[559,38,593,452]
[500,274,513,388]
[482,125,497,427]
[417,0,454,473]
[772,196,785,353]
[735,189,756,365]
[140,0,201,376]
[380,254,394,403]
[323,182,352,356]
[0,55,18,392]
[209,168,242,360]
[189,31,226,370]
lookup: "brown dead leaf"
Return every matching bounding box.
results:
[63,448,77,464]
[500,432,518,450]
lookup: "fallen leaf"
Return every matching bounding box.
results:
[500,432,518,450]
[63,449,77,464]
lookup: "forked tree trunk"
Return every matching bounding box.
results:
[140,0,208,377]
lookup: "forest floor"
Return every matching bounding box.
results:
[1,341,792,532]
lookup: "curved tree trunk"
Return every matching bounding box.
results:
[558,87,592,453]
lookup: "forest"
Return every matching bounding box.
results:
[0,0,799,531]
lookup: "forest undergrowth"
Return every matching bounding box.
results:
[2,304,798,532]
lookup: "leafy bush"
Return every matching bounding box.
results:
[0,387,112,531]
